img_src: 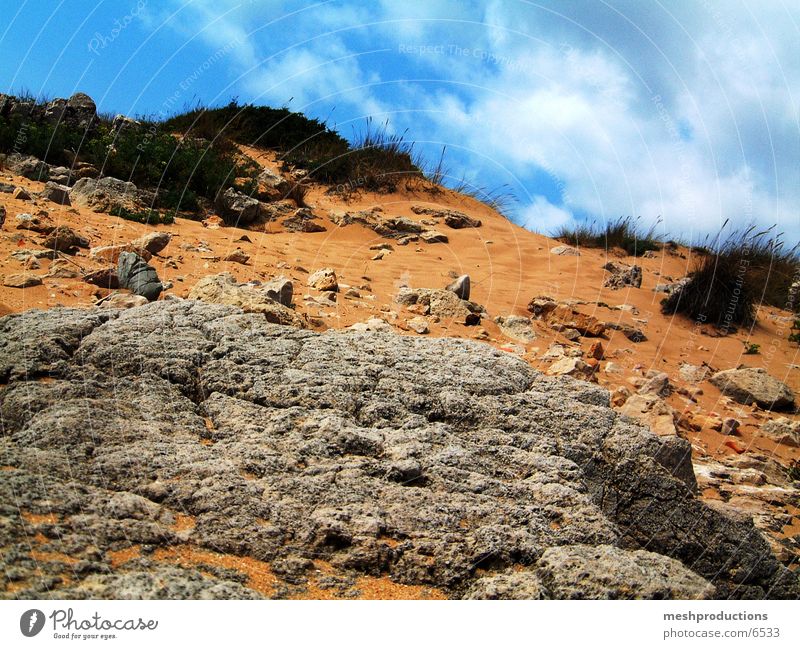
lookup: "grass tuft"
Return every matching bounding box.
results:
[661,223,799,329]
[552,216,662,256]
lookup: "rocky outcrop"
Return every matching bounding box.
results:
[528,298,605,337]
[602,262,642,290]
[70,177,153,214]
[710,368,795,411]
[281,209,326,233]
[187,273,303,326]
[0,301,795,600]
[397,287,483,326]
[410,206,481,229]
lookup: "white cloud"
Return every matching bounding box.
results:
[160,0,800,243]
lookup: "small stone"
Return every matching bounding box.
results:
[550,245,580,256]
[97,293,149,309]
[12,187,31,201]
[407,317,429,334]
[223,248,250,264]
[202,215,225,229]
[721,418,740,436]
[420,230,448,244]
[588,341,604,360]
[131,231,171,255]
[562,328,581,341]
[307,268,338,292]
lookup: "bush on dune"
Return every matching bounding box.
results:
[661,224,799,330]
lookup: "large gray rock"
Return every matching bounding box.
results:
[215,187,261,225]
[710,368,795,411]
[0,301,796,600]
[70,177,151,214]
[40,181,71,205]
[117,251,162,301]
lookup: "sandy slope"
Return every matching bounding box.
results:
[1,150,798,584]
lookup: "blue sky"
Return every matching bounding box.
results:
[2,1,798,243]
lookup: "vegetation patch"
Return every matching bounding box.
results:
[552,216,661,256]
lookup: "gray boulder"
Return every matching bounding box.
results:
[70,176,151,214]
[710,367,795,411]
[215,187,261,225]
[40,182,72,206]
[117,251,163,301]
[0,301,796,600]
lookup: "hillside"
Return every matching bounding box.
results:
[0,93,798,599]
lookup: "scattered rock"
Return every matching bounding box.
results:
[445,274,470,300]
[618,394,677,436]
[603,262,642,289]
[14,211,54,234]
[83,268,120,290]
[420,230,448,244]
[188,273,303,326]
[547,357,594,380]
[40,225,88,252]
[407,317,429,334]
[759,418,800,447]
[131,231,172,255]
[397,287,482,326]
[679,363,710,384]
[495,315,536,342]
[721,418,741,436]
[411,206,481,228]
[710,368,795,411]
[307,268,338,292]
[202,215,225,229]
[70,176,152,214]
[90,243,152,264]
[46,259,80,278]
[281,208,326,233]
[588,341,604,360]
[97,293,149,309]
[529,301,605,337]
[550,245,580,256]
[223,248,250,265]
[254,168,290,202]
[12,187,31,201]
[2,272,42,288]
[347,317,393,333]
[638,372,672,398]
[605,322,647,342]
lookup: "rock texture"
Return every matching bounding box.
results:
[0,301,796,600]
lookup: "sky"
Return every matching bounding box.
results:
[1,0,798,243]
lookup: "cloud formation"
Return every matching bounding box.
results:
[161,0,800,243]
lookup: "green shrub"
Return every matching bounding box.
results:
[661,224,799,329]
